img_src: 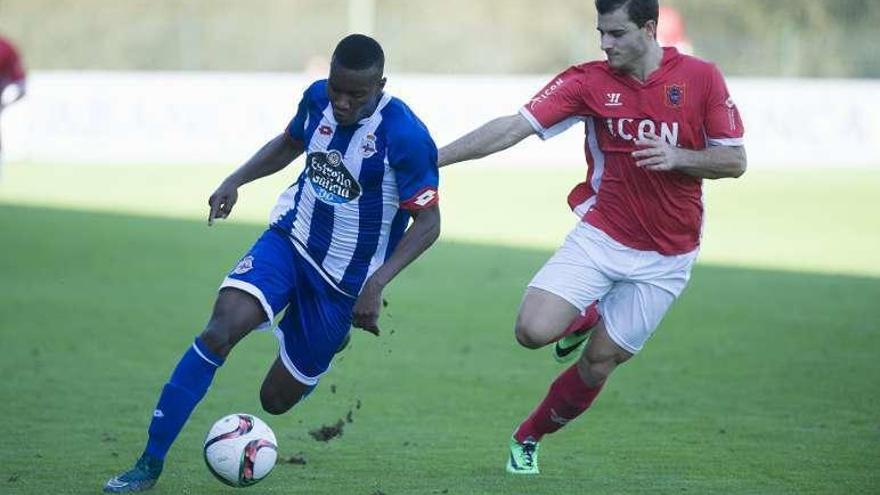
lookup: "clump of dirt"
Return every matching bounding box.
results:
[309,419,345,442]
[330,384,337,394]
[282,452,307,465]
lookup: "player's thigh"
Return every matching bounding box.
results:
[260,357,312,415]
[203,229,298,356]
[521,228,614,344]
[515,288,582,347]
[598,281,678,355]
[218,229,299,327]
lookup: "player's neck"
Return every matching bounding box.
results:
[627,43,664,83]
[358,92,384,123]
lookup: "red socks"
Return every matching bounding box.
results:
[558,303,600,341]
[514,364,604,442]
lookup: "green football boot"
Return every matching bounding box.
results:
[506,436,540,475]
[552,328,590,364]
[103,453,163,493]
[553,305,601,363]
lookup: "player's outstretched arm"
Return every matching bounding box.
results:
[208,132,304,225]
[438,114,536,168]
[352,204,441,334]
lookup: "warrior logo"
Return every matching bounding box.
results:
[306,150,362,204]
[605,92,623,107]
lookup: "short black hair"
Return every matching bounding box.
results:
[332,34,385,73]
[595,0,659,28]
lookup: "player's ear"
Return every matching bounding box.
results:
[377,77,387,92]
[644,19,657,39]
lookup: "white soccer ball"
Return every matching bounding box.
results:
[203,413,278,487]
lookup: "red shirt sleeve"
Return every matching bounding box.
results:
[0,38,25,83]
[519,66,590,140]
[703,64,743,146]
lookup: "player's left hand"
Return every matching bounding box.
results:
[632,133,681,172]
[352,279,383,336]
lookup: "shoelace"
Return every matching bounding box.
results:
[521,442,537,466]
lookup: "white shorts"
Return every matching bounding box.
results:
[528,222,699,354]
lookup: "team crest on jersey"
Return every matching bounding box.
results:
[359,133,377,158]
[232,255,254,275]
[306,150,362,204]
[664,84,686,108]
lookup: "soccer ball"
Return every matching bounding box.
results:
[203,413,278,487]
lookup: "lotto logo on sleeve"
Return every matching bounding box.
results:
[402,187,439,210]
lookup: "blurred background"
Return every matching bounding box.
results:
[4,0,880,76]
[2,0,880,168]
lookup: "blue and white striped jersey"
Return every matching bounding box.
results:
[269,80,439,297]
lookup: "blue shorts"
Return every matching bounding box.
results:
[220,228,356,386]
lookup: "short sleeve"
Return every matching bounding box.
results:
[285,88,310,146]
[7,47,24,82]
[704,65,744,146]
[519,66,589,140]
[388,126,439,211]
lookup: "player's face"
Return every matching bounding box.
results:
[597,7,657,73]
[327,64,386,126]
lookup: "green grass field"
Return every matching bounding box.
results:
[1,163,878,494]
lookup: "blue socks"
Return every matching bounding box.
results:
[144,337,224,460]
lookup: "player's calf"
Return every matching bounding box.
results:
[576,322,632,388]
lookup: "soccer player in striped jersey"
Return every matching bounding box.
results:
[438,0,746,475]
[104,34,440,493]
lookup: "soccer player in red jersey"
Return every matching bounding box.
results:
[438,0,746,474]
[0,34,26,175]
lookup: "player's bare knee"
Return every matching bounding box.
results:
[259,388,295,416]
[201,313,256,358]
[198,328,229,357]
[514,322,545,349]
[199,325,236,358]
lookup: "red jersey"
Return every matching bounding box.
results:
[0,36,26,88]
[520,48,743,255]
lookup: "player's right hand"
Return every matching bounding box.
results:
[208,181,239,226]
